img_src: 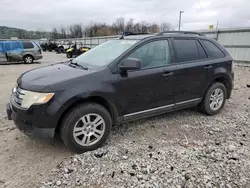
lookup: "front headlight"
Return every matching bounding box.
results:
[21,90,54,109]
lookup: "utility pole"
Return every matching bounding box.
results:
[216,21,219,41]
[178,11,184,31]
[216,21,219,30]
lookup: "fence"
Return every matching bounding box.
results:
[54,28,250,63]
[198,28,250,63]
[4,27,250,63]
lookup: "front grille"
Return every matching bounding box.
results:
[12,86,25,106]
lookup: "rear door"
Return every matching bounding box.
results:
[22,41,36,56]
[172,38,210,105]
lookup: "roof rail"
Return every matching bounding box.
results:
[119,32,151,39]
[156,31,204,36]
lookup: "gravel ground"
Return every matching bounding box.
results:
[0,53,249,188]
[41,66,249,188]
[0,53,71,188]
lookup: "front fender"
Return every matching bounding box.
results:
[53,89,121,126]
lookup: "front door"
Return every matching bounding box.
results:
[116,39,177,116]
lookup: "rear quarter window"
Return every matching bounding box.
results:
[201,40,225,59]
[23,41,34,49]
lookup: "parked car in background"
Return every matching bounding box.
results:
[40,41,58,52]
[1,40,43,64]
[6,31,234,153]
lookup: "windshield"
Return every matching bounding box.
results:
[72,40,137,66]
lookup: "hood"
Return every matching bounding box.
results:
[17,63,97,91]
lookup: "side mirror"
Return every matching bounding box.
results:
[119,58,142,71]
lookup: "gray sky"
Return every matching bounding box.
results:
[1,0,250,31]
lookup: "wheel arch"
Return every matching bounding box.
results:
[205,75,232,99]
[55,96,119,132]
[23,53,34,59]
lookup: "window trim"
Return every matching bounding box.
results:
[113,38,174,73]
[196,40,209,60]
[198,39,226,60]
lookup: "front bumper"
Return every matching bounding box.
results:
[6,101,55,139]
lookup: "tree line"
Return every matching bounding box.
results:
[51,17,172,39]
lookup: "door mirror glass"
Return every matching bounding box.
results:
[119,58,142,71]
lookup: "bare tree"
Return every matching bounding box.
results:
[51,28,59,39]
[48,18,172,38]
[69,24,83,38]
[113,17,125,34]
[159,22,171,32]
[125,19,134,32]
[60,26,67,39]
[148,23,159,33]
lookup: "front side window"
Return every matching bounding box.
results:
[173,39,199,63]
[72,40,137,66]
[126,40,171,69]
[201,40,225,59]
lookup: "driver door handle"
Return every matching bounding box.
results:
[162,71,174,77]
[204,65,212,70]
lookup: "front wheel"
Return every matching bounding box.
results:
[199,82,227,115]
[60,103,112,153]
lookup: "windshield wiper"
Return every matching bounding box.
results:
[69,60,89,70]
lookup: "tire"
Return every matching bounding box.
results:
[199,82,227,115]
[66,53,72,58]
[60,103,112,153]
[23,55,34,64]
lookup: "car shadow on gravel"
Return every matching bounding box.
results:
[0,61,41,65]
[19,107,202,153]
[113,107,200,129]
[110,107,203,140]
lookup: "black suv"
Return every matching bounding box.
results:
[6,31,234,153]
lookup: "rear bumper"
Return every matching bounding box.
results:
[228,72,234,98]
[6,101,55,139]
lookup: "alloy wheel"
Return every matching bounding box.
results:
[73,113,105,146]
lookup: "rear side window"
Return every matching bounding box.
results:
[23,41,34,49]
[201,40,225,59]
[173,39,199,62]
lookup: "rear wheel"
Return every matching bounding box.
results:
[23,55,34,64]
[60,103,112,153]
[199,82,227,115]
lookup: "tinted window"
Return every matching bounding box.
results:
[201,40,225,59]
[23,41,34,49]
[174,39,199,62]
[126,40,171,69]
[197,41,207,59]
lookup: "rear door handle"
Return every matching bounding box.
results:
[204,65,212,70]
[162,71,174,77]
